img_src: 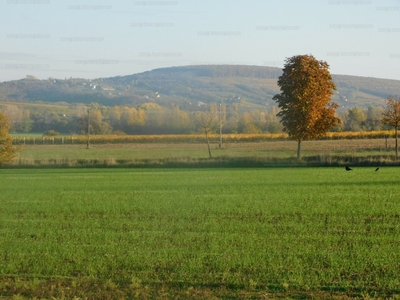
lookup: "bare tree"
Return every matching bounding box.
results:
[195,104,218,158]
[77,103,108,149]
[381,96,400,158]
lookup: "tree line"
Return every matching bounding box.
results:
[0,102,281,135]
[0,101,392,136]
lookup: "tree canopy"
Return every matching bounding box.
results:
[273,54,340,159]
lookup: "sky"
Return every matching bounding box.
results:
[1,0,400,82]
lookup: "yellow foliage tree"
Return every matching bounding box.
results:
[381,97,400,158]
[0,112,19,165]
[273,54,340,160]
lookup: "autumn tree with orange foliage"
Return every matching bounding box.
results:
[0,112,19,165]
[273,55,340,160]
[381,96,400,158]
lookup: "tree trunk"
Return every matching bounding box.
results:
[297,140,302,160]
[205,130,212,158]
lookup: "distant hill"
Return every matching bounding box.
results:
[1,65,399,110]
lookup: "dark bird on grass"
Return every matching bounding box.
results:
[375,167,380,172]
[345,166,353,171]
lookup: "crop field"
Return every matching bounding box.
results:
[1,167,400,299]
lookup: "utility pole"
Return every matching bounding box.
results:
[86,106,90,149]
[219,103,222,149]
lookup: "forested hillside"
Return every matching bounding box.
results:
[1,65,399,108]
[0,65,399,135]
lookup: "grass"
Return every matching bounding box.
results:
[7,138,400,168]
[1,167,400,299]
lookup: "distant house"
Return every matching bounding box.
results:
[101,86,115,91]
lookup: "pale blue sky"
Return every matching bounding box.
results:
[1,0,400,82]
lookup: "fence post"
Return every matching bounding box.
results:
[72,136,74,144]
[62,137,64,144]
[43,137,45,144]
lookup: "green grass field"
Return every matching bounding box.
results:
[1,167,400,299]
